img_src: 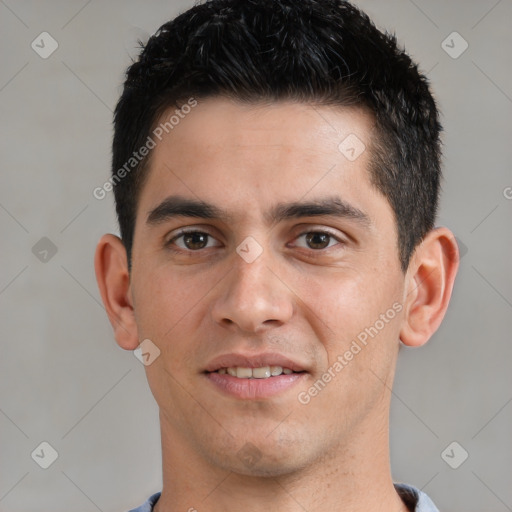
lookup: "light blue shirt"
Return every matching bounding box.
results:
[127,483,439,511]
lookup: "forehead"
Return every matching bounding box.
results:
[153,97,374,162]
[137,97,384,224]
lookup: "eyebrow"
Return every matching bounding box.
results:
[267,197,371,227]
[146,195,371,227]
[147,196,226,225]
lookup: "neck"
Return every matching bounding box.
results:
[153,403,409,512]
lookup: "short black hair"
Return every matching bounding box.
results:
[112,0,442,271]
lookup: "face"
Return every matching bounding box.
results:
[129,98,407,475]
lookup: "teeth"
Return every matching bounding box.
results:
[270,366,283,376]
[216,366,297,378]
[252,366,271,379]
[236,367,253,379]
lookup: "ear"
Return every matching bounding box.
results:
[400,227,459,347]
[94,234,139,350]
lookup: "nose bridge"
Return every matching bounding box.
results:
[212,239,293,332]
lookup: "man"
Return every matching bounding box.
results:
[94,0,459,510]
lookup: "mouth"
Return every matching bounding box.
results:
[204,353,308,399]
[208,366,303,379]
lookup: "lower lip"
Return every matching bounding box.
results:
[205,372,306,399]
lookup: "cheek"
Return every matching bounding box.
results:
[295,266,403,385]
[298,270,390,340]
[294,273,403,429]
[132,264,215,340]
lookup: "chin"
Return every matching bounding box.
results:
[217,453,309,478]
[203,434,313,478]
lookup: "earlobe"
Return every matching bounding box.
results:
[400,227,459,347]
[94,234,140,350]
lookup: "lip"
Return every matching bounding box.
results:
[205,371,306,400]
[204,352,307,373]
[203,352,309,400]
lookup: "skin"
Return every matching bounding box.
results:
[95,98,459,512]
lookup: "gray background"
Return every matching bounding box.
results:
[1,1,511,511]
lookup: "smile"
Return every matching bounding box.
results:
[212,366,300,379]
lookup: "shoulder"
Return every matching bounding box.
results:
[394,483,440,512]
[126,491,161,512]
[127,487,438,512]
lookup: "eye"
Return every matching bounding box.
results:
[169,231,221,251]
[293,231,342,250]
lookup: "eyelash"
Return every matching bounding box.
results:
[165,228,345,253]
[166,229,218,251]
[291,230,343,250]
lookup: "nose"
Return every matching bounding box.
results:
[211,247,294,334]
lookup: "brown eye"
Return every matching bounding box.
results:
[170,231,220,251]
[305,232,331,249]
[183,232,209,250]
[290,230,344,252]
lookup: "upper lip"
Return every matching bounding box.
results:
[204,352,307,373]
